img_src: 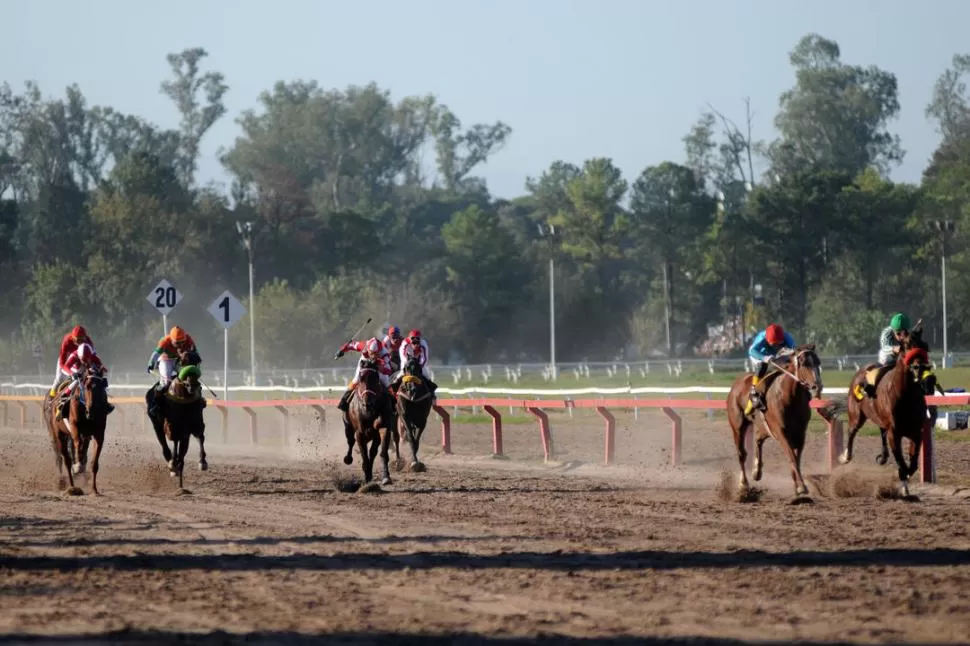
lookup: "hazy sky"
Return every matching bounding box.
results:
[3,0,964,198]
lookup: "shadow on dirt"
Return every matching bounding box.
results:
[0,631,954,645]
[1,547,968,573]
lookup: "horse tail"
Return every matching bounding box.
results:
[821,396,848,418]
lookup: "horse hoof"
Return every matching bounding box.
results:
[343,455,353,465]
[71,464,84,475]
[838,453,851,465]
[198,461,208,471]
[409,461,426,473]
[169,470,177,477]
[876,454,888,466]
[381,477,392,486]
[64,487,84,497]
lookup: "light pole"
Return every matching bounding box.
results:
[538,223,557,380]
[934,219,956,367]
[236,221,257,385]
[663,188,675,355]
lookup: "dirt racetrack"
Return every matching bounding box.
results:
[1,405,970,645]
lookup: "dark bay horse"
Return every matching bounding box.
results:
[840,346,930,497]
[726,345,823,499]
[395,358,435,472]
[146,349,207,479]
[44,367,109,494]
[341,360,394,486]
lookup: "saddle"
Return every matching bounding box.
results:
[852,363,890,401]
[51,379,81,421]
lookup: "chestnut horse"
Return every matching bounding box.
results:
[726,345,823,498]
[341,360,394,486]
[44,367,109,494]
[395,357,435,472]
[840,346,930,497]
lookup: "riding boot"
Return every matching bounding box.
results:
[744,376,762,416]
[337,388,353,412]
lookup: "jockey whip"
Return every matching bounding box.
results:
[334,317,372,360]
[200,381,220,400]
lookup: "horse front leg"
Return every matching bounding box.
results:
[885,427,911,497]
[90,431,104,495]
[196,430,208,471]
[378,426,392,486]
[840,408,867,465]
[176,436,190,489]
[65,420,84,476]
[732,416,751,493]
[357,434,373,483]
[342,414,355,466]
[55,432,75,490]
[907,432,923,481]
[752,431,767,481]
[876,428,890,465]
[151,415,173,465]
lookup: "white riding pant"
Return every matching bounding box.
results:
[158,357,177,387]
[50,361,72,390]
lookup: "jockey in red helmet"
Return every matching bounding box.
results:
[389,328,439,396]
[382,325,405,372]
[335,336,393,412]
[744,323,795,416]
[50,325,94,396]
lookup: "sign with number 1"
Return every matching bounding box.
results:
[207,290,246,329]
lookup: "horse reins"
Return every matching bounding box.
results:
[769,353,820,392]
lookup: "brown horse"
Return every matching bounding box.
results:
[341,361,394,486]
[726,345,823,499]
[44,367,109,495]
[394,357,435,472]
[840,346,930,497]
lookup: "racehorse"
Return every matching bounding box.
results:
[341,360,394,486]
[146,349,207,480]
[395,357,434,472]
[44,366,109,494]
[726,345,823,499]
[840,343,930,497]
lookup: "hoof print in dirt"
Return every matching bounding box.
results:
[175,488,192,496]
[333,474,361,493]
[64,487,84,497]
[736,487,763,503]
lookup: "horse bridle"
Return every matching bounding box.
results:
[356,367,380,400]
[770,350,822,397]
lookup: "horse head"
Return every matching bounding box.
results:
[82,367,109,418]
[789,344,823,399]
[901,347,931,386]
[179,348,202,369]
[354,360,382,414]
[403,357,423,379]
[174,364,203,398]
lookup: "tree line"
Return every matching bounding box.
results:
[1,34,968,373]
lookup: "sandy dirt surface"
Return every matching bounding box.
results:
[1,405,970,645]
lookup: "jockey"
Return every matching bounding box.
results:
[147,326,198,394]
[49,325,94,396]
[863,312,913,397]
[336,337,394,412]
[391,329,439,395]
[878,312,911,367]
[383,325,405,372]
[745,323,796,415]
[56,342,115,415]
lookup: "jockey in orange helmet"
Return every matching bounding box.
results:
[335,337,393,412]
[744,323,796,416]
[148,326,198,392]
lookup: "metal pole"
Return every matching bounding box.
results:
[223,328,229,402]
[162,313,167,338]
[942,239,948,367]
[549,257,556,381]
[248,250,256,385]
[662,263,671,355]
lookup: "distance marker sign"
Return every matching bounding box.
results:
[207,290,246,329]
[147,279,182,316]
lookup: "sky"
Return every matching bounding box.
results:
[2,0,965,199]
